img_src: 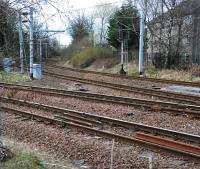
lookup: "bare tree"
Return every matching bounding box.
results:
[0,0,71,65]
[139,0,196,69]
[95,2,117,45]
[68,12,94,43]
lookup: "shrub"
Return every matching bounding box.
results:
[70,47,114,68]
[187,64,200,76]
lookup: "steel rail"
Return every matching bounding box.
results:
[54,115,93,127]
[1,83,200,116]
[1,96,200,144]
[45,64,200,87]
[135,132,200,155]
[1,106,199,159]
[1,82,197,111]
[43,70,200,105]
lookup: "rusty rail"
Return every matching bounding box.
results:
[1,83,200,116]
[55,113,102,126]
[1,105,199,159]
[43,70,200,106]
[135,132,200,155]
[54,115,93,127]
[45,64,200,87]
[1,96,200,144]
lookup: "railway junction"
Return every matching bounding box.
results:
[0,64,200,168]
[1,1,200,168]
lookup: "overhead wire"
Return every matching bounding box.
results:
[1,0,126,64]
[2,0,197,55]
[53,0,124,13]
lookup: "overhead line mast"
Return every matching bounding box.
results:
[138,12,145,76]
[18,12,24,73]
[29,7,34,79]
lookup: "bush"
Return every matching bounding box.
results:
[187,64,200,76]
[70,47,114,68]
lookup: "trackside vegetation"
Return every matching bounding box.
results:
[0,71,29,83]
[70,46,114,68]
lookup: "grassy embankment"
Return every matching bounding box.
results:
[65,50,200,82]
[0,71,29,83]
[98,63,200,82]
[58,39,200,82]
[65,46,115,68]
[143,65,200,82]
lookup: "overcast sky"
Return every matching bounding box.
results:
[35,0,124,46]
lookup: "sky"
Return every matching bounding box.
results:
[35,0,125,46]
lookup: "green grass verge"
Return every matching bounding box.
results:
[0,145,45,169]
[70,47,114,68]
[0,138,77,169]
[0,71,29,83]
[3,152,45,169]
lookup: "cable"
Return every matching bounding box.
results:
[48,0,124,14]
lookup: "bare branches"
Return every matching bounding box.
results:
[139,0,197,68]
[0,0,69,66]
[95,2,117,44]
[68,12,94,43]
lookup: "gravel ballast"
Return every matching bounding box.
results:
[1,112,199,169]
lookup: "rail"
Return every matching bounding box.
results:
[45,64,200,87]
[1,105,199,159]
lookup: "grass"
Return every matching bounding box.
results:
[2,152,45,169]
[69,47,114,68]
[84,63,200,82]
[0,142,45,169]
[0,138,77,169]
[0,71,29,83]
[143,66,200,82]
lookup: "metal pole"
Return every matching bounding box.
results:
[120,41,126,74]
[149,156,153,169]
[18,12,24,73]
[121,41,123,65]
[138,154,153,169]
[46,43,48,59]
[29,7,33,79]
[138,12,145,76]
[110,139,115,169]
[39,39,42,63]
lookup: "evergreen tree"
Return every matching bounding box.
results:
[107,0,140,49]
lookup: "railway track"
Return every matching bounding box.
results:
[1,83,200,117]
[1,83,200,116]
[1,96,200,144]
[1,98,200,159]
[45,64,200,87]
[43,69,200,106]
